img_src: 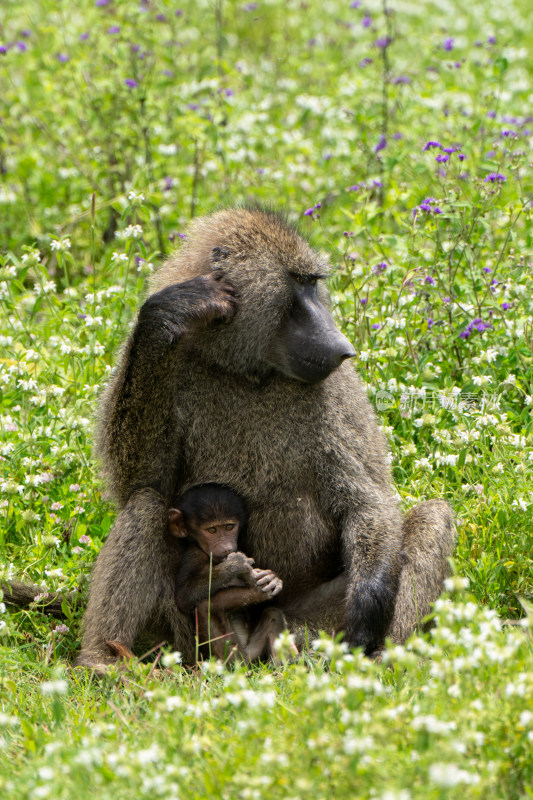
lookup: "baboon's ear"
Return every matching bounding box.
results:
[211,246,231,264]
[168,508,187,537]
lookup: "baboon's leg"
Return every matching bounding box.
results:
[76,489,194,668]
[388,500,455,644]
[281,501,454,649]
[244,608,289,662]
[281,573,348,648]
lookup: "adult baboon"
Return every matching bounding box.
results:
[77,207,455,668]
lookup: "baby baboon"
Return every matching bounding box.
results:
[77,207,455,668]
[169,482,286,662]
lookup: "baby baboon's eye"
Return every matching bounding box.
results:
[207,526,217,534]
[225,523,235,531]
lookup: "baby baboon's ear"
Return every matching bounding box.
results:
[168,508,187,537]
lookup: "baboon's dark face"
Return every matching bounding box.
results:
[265,273,356,383]
[184,209,355,383]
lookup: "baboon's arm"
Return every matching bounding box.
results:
[175,551,260,614]
[96,273,238,506]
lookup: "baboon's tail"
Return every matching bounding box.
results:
[2,579,77,619]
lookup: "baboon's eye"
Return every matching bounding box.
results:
[225,523,236,531]
[207,526,217,534]
[292,273,305,285]
[308,277,317,287]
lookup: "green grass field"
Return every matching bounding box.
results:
[0,0,532,797]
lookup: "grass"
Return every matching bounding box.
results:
[0,0,532,797]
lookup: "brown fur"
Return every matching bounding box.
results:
[77,207,455,667]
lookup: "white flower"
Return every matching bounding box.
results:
[444,576,469,592]
[38,766,54,781]
[40,679,68,696]
[111,252,129,263]
[34,280,56,296]
[161,650,182,667]
[127,191,145,204]
[49,237,71,252]
[429,763,480,787]
[472,375,492,386]
[116,224,143,240]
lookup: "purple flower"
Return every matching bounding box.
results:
[57,53,69,63]
[125,79,138,88]
[16,41,27,52]
[372,179,383,187]
[485,172,506,183]
[176,9,183,16]
[443,297,451,303]
[458,153,466,161]
[442,147,456,154]
[392,75,411,85]
[501,129,517,138]
[371,323,380,330]
[487,110,496,118]
[350,1,361,7]
[96,0,111,5]
[156,13,166,21]
[374,262,387,273]
[0,45,7,55]
[314,202,322,209]
[162,69,173,77]
[374,135,387,154]
[304,207,314,217]
[21,29,32,37]
[483,267,492,273]
[392,132,403,139]
[360,298,368,304]
[225,89,234,97]
[423,140,442,151]
[347,184,360,192]
[375,37,392,49]
[443,37,454,52]
[244,2,258,9]
[178,233,188,239]
[427,318,434,329]
[460,317,493,339]
[359,57,373,67]
[107,25,120,34]
[79,32,90,41]
[435,154,449,163]
[414,197,443,216]
[362,15,372,27]
[501,302,511,310]
[487,35,496,45]
[163,177,174,191]
[425,276,436,286]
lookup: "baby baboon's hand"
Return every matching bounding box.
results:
[252,568,283,598]
[139,271,238,344]
[224,551,256,582]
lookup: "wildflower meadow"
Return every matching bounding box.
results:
[0,0,532,797]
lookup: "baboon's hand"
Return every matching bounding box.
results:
[139,271,239,344]
[252,568,283,598]
[223,551,256,582]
